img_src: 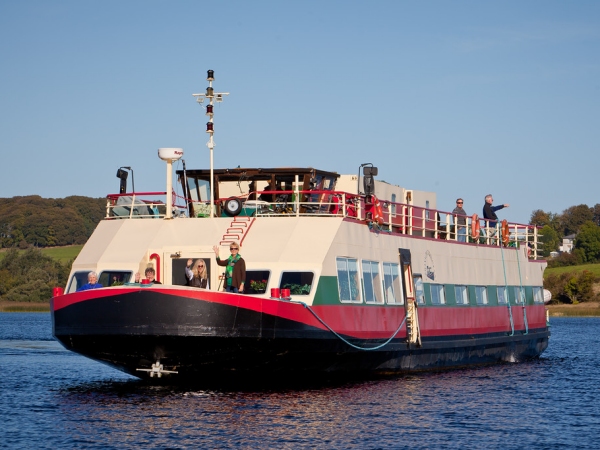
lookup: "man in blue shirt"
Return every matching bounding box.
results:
[482,194,509,231]
[77,271,103,291]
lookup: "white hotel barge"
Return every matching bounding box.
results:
[51,72,549,380]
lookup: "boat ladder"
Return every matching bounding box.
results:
[400,248,422,348]
[220,216,255,246]
[406,299,421,347]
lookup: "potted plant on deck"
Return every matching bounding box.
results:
[249,279,267,294]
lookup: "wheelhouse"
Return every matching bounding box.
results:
[178,167,340,217]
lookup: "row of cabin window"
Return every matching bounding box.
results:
[336,257,405,304]
[429,284,544,306]
[335,257,543,306]
[67,269,316,295]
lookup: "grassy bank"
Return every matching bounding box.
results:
[546,302,600,317]
[0,245,83,264]
[0,301,50,312]
[545,263,600,278]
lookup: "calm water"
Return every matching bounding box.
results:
[1,314,599,449]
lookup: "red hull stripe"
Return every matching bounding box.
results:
[53,287,547,339]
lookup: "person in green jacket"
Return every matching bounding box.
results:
[213,242,246,293]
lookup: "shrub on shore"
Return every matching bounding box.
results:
[0,248,71,303]
[545,270,600,304]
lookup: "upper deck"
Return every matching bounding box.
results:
[105,166,543,259]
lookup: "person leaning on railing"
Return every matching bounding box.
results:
[482,194,509,234]
[452,198,467,242]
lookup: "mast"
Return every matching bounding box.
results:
[192,70,229,218]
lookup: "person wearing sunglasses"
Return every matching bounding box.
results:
[213,242,246,293]
[452,198,467,242]
[185,259,209,289]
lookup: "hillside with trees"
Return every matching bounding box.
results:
[0,196,105,249]
[0,195,104,304]
[531,203,600,265]
[0,248,71,303]
[532,203,600,304]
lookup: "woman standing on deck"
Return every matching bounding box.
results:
[213,242,246,293]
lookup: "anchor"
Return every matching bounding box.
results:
[136,360,178,378]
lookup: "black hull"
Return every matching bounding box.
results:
[52,290,550,381]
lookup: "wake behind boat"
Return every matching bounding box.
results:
[51,71,550,381]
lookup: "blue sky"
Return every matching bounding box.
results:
[1,0,599,224]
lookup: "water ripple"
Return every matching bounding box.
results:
[1,314,600,449]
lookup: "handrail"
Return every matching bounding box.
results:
[104,189,543,259]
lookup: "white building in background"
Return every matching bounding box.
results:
[559,234,576,253]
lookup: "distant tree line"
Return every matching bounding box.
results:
[0,195,106,249]
[530,203,600,266]
[530,203,600,304]
[0,248,71,302]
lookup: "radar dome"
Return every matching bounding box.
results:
[158,148,184,161]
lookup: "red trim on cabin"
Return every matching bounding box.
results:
[149,253,160,282]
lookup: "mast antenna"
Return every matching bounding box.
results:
[192,70,230,218]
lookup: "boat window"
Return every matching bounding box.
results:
[383,262,403,305]
[475,286,488,305]
[497,286,508,304]
[430,284,446,305]
[533,286,544,304]
[514,286,526,304]
[187,178,212,217]
[362,260,383,304]
[67,271,99,293]
[313,174,335,192]
[100,271,134,287]
[336,257,362,303]
[246,270,270,294]
[111,196,155,218]
[455,285,469,305]
[187,177,211,202]
[280,271,314,295]
[306,174,337,212]
[413,274,425,305]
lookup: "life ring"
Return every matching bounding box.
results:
[223,197,243,216]
[501,219,510,246]
[329,194,341,215]
[375,197,383,225]
[369,195,383,226]
[471,214,480,240]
